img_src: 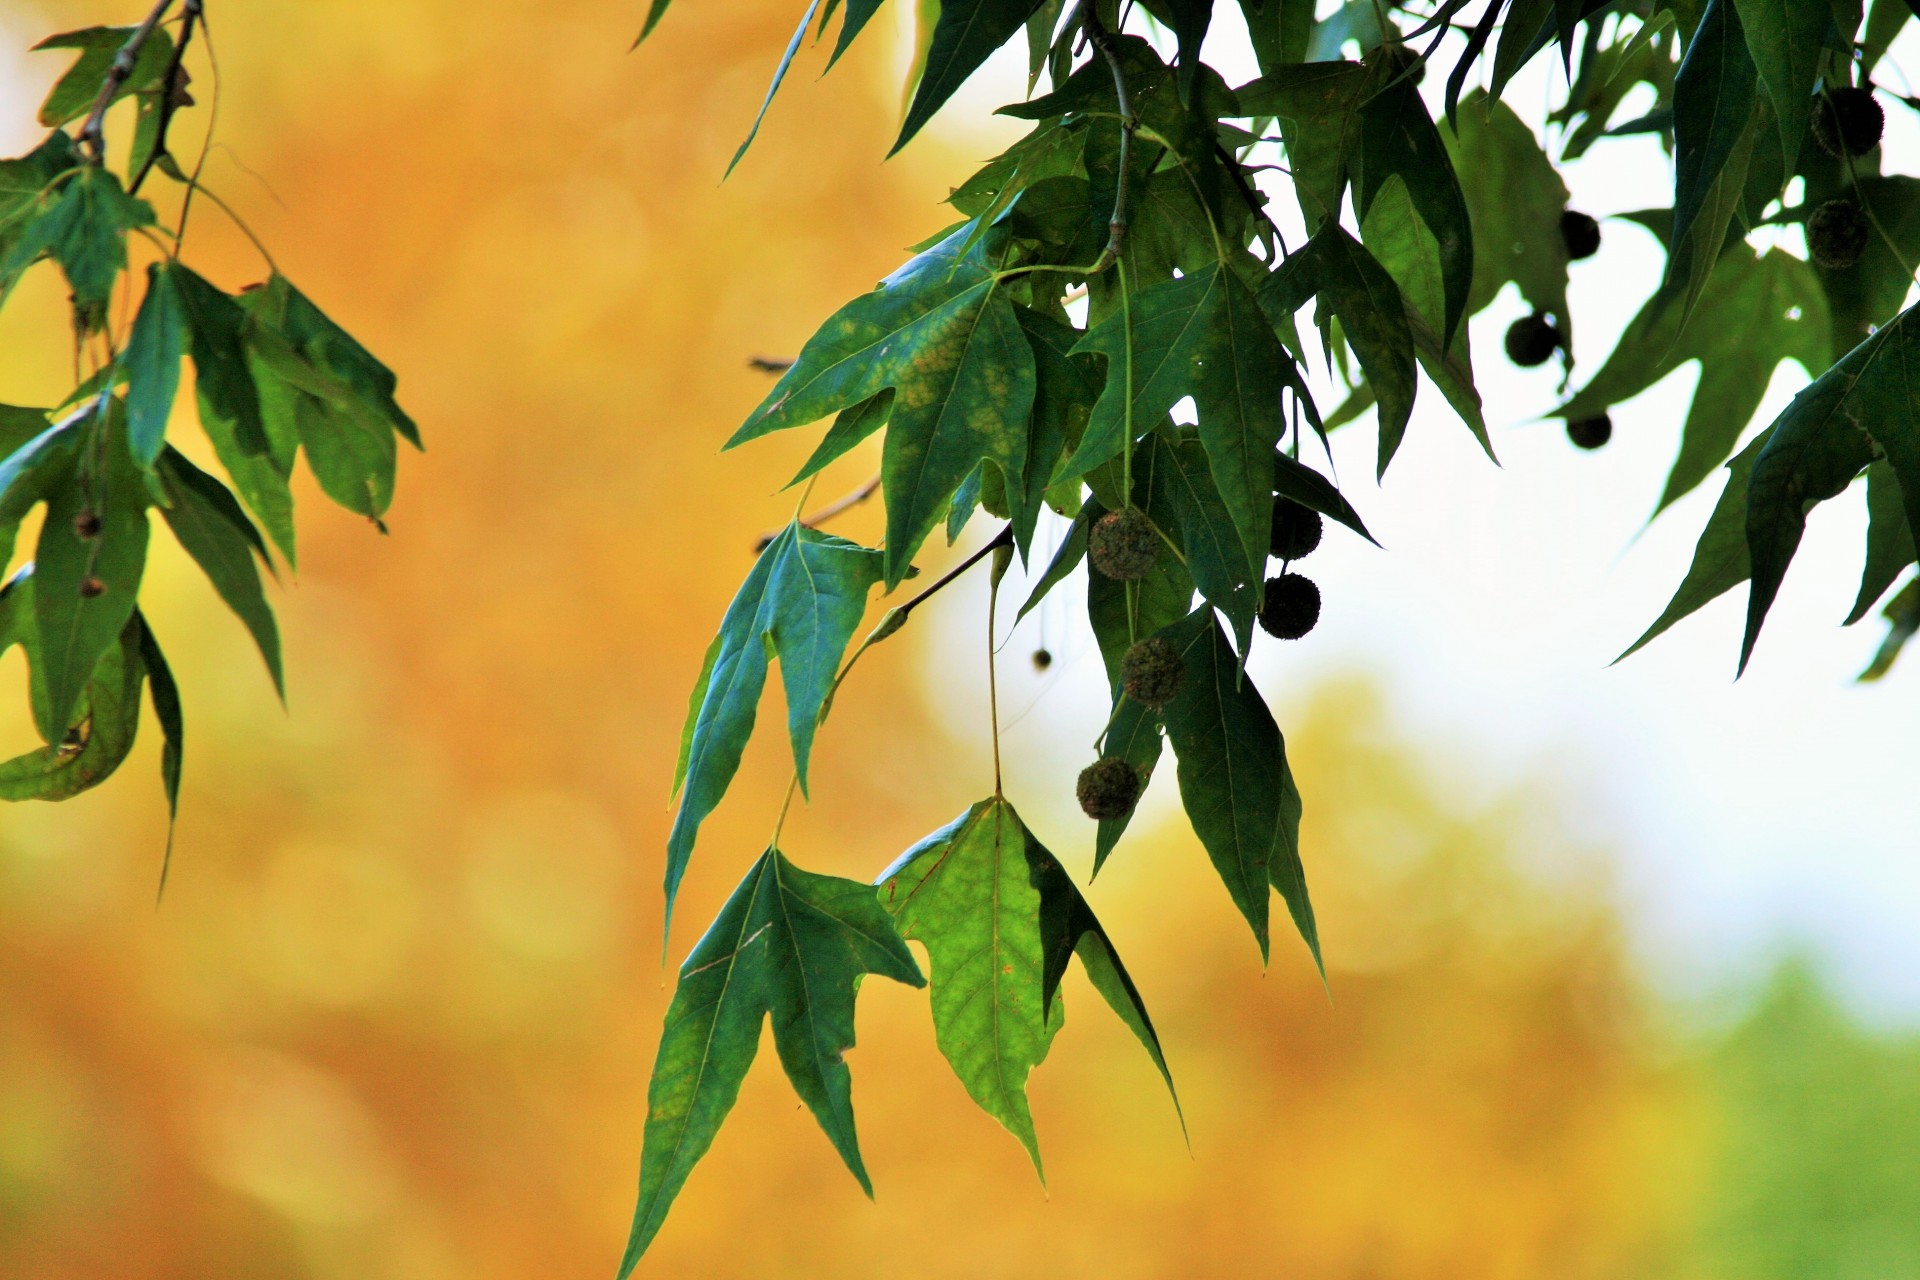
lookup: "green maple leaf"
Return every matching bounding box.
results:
[877,796,1178,1173]
[666,523,885,928]
[896,0,1051,154]
[728,228,1037,587]
[620,848,923,1273]
[1444,91,1570,326]
[1066,261,1297,582]
[1558,244,1828,513]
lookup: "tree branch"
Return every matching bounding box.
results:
[129,0,203,196]
[77,0,177,164]
[1076,1,1135,273]
[752,475,881,551]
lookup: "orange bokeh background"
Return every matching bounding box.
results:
[1,4,1911,1278]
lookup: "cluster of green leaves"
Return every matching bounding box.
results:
[624,0,1920,1269]
[0,14,417,853]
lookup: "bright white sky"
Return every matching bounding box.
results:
[914,6,1920,1023]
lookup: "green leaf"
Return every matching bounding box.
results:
[725,0,822,177]
[32,409,148,737]
[1138,0,1211,97]
[1861,0,1910,76]
[877,796,1176,1165]
[164,263,272,458]
[156,448,283,696]
[1149,429,1258,652]
[0,133,79,303]
[0,598,145,802]
[895,0,1049,155]
[1013,306,1098,558]
[1356,58,1474,345]
[1269,225,1417,477]
[1232,60,1368,232]
[1559,246,1828,512]
[1093,695,1163,873]
[730,228,1037,587]
[1847,460,1916,625]
[1157,608,1317,968]
[1670,0,1758,305]
[1070,262,1294,580]
[0,166,155,324]
[1859,575,1919,680]
[1741,307,1920,671]
[0,411,81,573]
[1237,0,1316,70]
[1271,450,1376,544]
[136,613,184,854]
[123,263,187,466]
[1818,176,1920,361]
[1443,92,1570,324]
[33,25,175,127]
[1731,0,1829,184]
[621,848,922,1274]
[1618,431,1767,662]
[666,524,885,926]
[1015,502,1090,622]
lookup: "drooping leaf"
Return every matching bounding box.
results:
[1237,0,1317,71]
[1847,460,1916,625]
[1558,246,1828,512]
[1268,225,1417,477]
[725,0,823,177]
[0,166,155,325]
[32,409,149,738]
[136,613,184,853]
[1014,306,1099,558]
[729,228,1038,586]
[1741,307,1920,671]
[621,848,922,1273]
[877,796,1176,1168]
[1730,0,1830,183]
[1669,0,1758,306]
[1149,428,1258,652]
[0,411,81,572]
[0,593,145,802]
[1093,694,1163,873]
[0,133,80,303]
[122,263,188,465]
[666,524,885,925]
[894,0,1049,155]
[1232,60,1369,232]
[155,448,283,695]
[1271,449,1376,544]
[1817,175,1920,361]
[1157,608,1316,968]
[1443,91,1570,325]
[1858,575,1919,680]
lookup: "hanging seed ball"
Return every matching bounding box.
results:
[1258,573,1321,640]
[71,509,102,540]
[1566,414,1612,450]
[1120,636,1183,710]
[1504,312,1563,367]
[1270,497,1324,562]
[1077,756,1142,821]
[1811,87,1884,158]
[1089,506,1159,581]
[1031,647,1053,672]
[78,576,106,599]
[1808,199,1871,270]
[1560,210,1601,261]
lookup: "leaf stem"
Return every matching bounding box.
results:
[755,474,880,551]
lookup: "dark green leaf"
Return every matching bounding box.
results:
[1858,575,1919,680]
[895,0,1049,155]
[1271,450,1376,544]
[621,848,922,1274]
[1157,608,1317,968]
[1444,91,1571,324]
[1014,306,1099,558]
[1847,461,1916,625]
[666,524,885,925]
[1818,176,1920,361]
[0,597,144,801]
[0,411,81,572]
[1149,429,1258,652]
[0,166,155,323]
[1731,0,1829,183]
[1232,61,1369,232]
[33,25,175,127]
[156,449,282,695]
[730,229,1037,587]
[1670,0,1758,305]
[136,613,184,848]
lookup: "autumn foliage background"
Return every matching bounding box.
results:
[1,2,1917,1277]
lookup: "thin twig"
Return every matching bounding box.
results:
[77,0,176,163]
[752,474,881,551]
[129,0,202,196]
[748,356,794,374]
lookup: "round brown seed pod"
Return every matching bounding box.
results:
[1567,414,1612,450]
[1089,506,1159,581]
[1811,87,1884,158]
[1504,312,1562,367]
[1258,573,1321,640]
[1269,498,1324,562]
[1808,199,1871,270]
[1120,636,1183,709]
[1031,647,1053,672]
[1560,210,1601,261]
[1077,756,1142,821]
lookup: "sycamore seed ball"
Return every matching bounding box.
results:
[1120,636,1183,709]
[1258,573,1321,640]
[1560,210,1601,260]
[1270,497,1324,561]
[1031,647,1053,672]
[1077,756,1142,821]
[1089,506,1159,580]
[1809,199,1871,270]
[1504,312,1562,367]
[1567,414,1612,450]
[1812,87,1884,158]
